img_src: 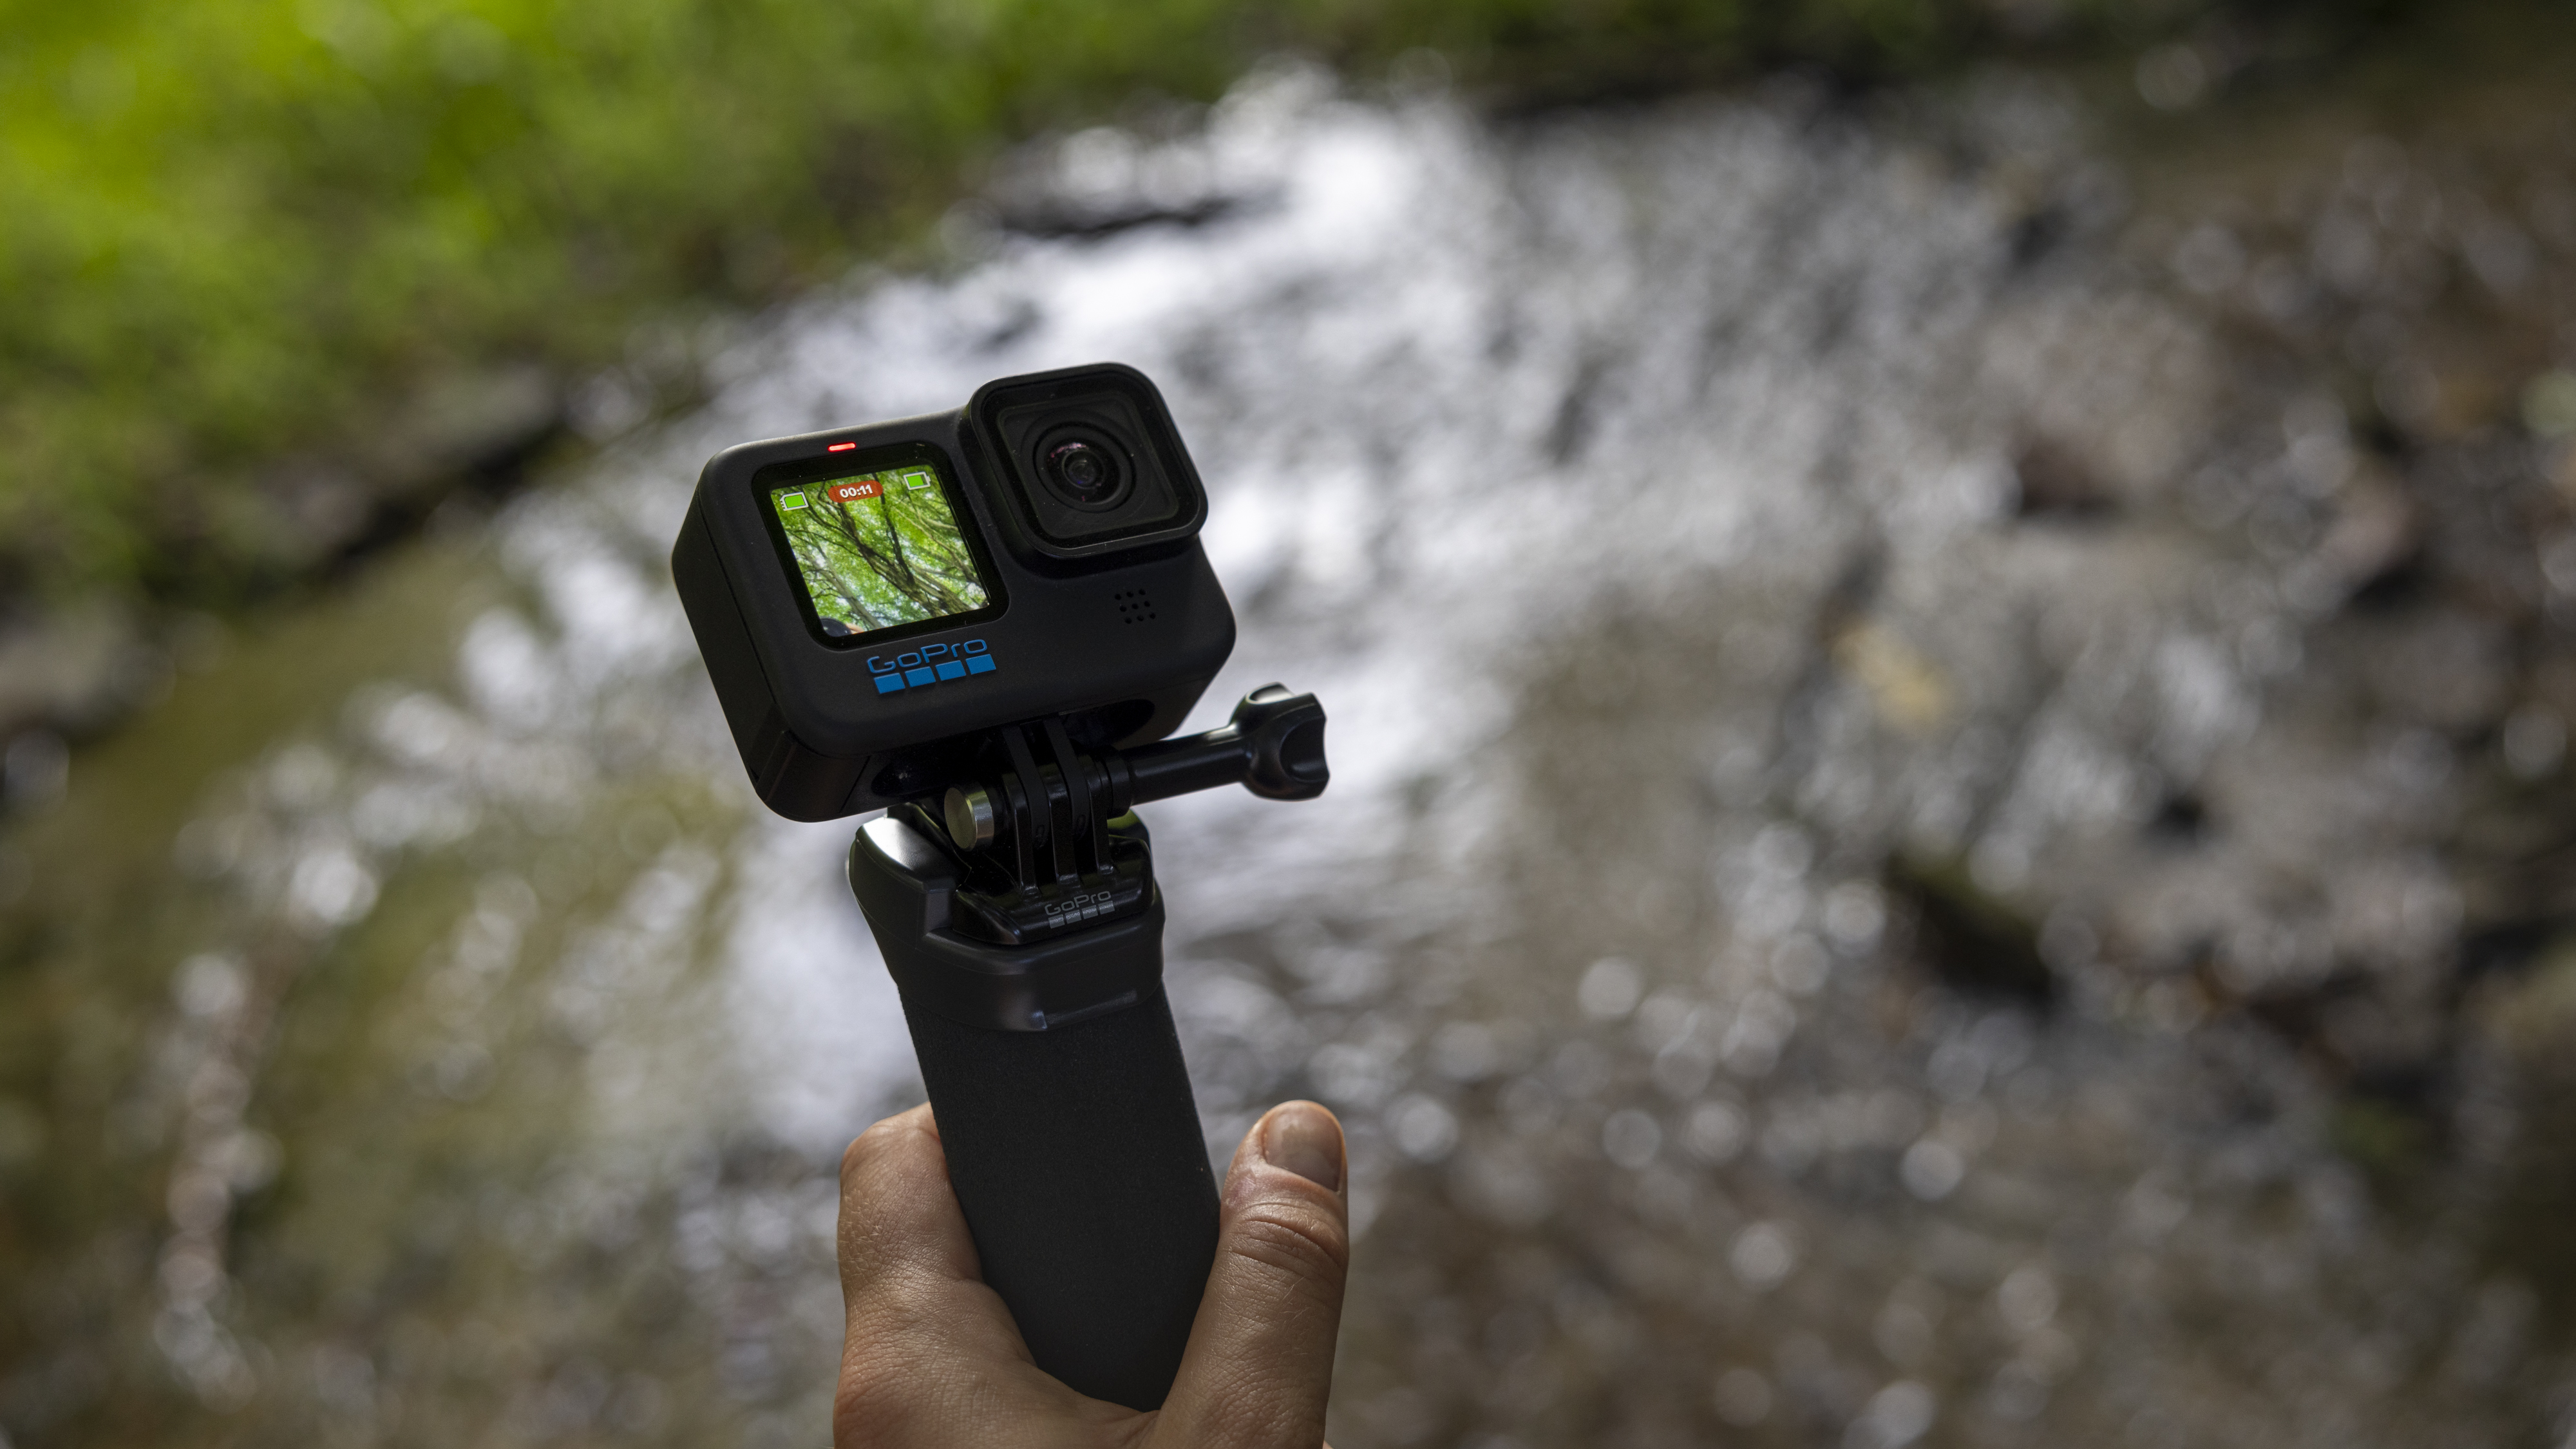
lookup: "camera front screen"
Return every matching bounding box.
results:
[764,453,998,644]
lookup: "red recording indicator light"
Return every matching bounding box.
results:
[826,441,857,452]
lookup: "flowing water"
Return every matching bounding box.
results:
[7,57,2576,1449]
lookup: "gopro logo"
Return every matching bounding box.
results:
[869,639,994,694]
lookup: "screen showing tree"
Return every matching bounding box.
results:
[768,464,992,639]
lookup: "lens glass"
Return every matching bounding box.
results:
[1039,435,1126,508]
[1052,444,1107,491]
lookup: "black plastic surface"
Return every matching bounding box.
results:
[899,983,1219,1412]
[849,815,1166,1030]
[1124,685,1330,806]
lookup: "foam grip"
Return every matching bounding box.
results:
[896,984,1219,1410]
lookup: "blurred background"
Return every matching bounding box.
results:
[7,1,2576,1444]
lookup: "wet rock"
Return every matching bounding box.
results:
[1886,857,2054,1003]
[2476,943,2576,1336]
[2010,437,2120,519]
[0,602,169,784]
[211,365,563,575]
[370,364,562,488]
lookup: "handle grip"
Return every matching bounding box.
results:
[895,983,1219,1410]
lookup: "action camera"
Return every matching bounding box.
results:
[670,362,1330,1412]
[669,363,1233,820]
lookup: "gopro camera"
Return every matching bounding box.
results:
[670,362,1330,1412]
[669,363,1233,820]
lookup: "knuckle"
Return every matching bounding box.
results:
[840,1110,928,1188]
[840,1123,889,1182]
[1223,1199,1352,1299]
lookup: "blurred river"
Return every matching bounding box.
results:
[8,59,2576,1449]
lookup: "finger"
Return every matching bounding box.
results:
[839,1104,979,1289]
[835,1104,1106,1446]
[1152,1101,1350,1448]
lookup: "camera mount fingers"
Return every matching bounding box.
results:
[871,684,1328,1025]
[1043,716,1114,878]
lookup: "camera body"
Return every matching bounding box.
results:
[670,363,1235,820]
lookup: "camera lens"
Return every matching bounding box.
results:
[1039,433,1127,509]
[1050,442,1111,493]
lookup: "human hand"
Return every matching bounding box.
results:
[833,1099,1350,1448]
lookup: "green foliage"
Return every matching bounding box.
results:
[0,0,1249,598]
[0,0,2251,601]
[775,471,989,632]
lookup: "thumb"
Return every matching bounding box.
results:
[1151,1101,1350,1448]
